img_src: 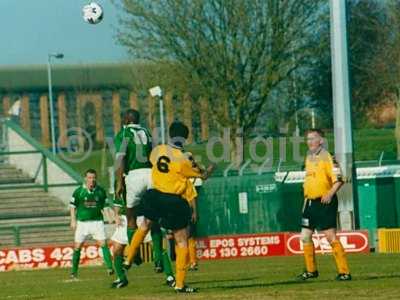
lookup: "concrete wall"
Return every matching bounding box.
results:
[6,123,81,206]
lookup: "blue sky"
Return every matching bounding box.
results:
[0,0,129,66]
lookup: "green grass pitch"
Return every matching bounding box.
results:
[1,253,400,300]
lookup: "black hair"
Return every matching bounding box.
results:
[169,121,189,139]
[123,109,140,125]
[85,169,97,176]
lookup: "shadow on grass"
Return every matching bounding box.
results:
[208,273,400,291]
[190,277,260,285]
[357,274,400,281]
[209,279,312,290]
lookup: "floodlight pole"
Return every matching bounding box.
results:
[47,53,64,155]
[47,57,56,155]
[159,96,166,144]
[330,0,357,230]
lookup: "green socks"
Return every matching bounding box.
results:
[151,230,163,264]
[114,254,126,281]
[101,245,113,270]
[127,228,135,244]
[162,250,174,277]
[152,224,174,278]
[72,248,81,275]
[72,246,114,275]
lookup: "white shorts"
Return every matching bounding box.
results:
[125,168,152,208]
[111,215,128,245]
[75,221,106,243]
[111,216,153,245]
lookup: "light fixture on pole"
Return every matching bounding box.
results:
[149,86,165,144]
[47,53,64,155]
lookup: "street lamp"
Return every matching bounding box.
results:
[149,86,165,144]
[47,53,64,155]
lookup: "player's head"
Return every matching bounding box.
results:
[123,109,140,125]
[85,169,97,189]
[169,121,189,147]
[306,128,325,152]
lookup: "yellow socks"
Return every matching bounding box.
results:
[126,227,149,264]
[175,246,189,289]
[302,239,350,275]
[188,238,197,266]
[303,242,317,272]
[331,240,350,274]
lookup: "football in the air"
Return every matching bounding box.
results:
[82,2,104,24]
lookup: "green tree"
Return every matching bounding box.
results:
[116,0,324,165]
[371,0,400,158]
[348,0,387,127]
[347,0,400,157]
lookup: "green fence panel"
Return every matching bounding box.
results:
[357,176,400,248]
[197,172,400,239]
[277,182,304,232]
[357,179,378,246]
[394,178,400,227]
[196,173,304,237]
[375,177,398,227]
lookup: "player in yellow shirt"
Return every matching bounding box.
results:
[298,128,351,281]
[123,121,213,293]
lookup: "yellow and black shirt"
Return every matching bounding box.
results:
[150,144,202,201]
[303,148,342,199]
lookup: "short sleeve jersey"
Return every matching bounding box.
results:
[70,185,107,221]
[149,144,202,201]
[114,124,152,174]
[303,148,342,199]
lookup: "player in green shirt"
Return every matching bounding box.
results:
[112,109,173,287]
[69,169,114,279]
[114,109,152,243]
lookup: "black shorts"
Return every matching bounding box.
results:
[142,189,192,231]
[301,196,338,231]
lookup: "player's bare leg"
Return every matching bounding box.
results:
[322,228,351,281]
[97,239,114,275]
[297,228,319,280]
[173,227,197,293]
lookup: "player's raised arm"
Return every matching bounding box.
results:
[180,156,202,178]
[114,132,126,199]
[180,152,215,180]
[113,197,123,227]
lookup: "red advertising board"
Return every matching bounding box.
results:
[0,244,104,272]
[196,230,369,260]
[196,233,287,260]
[285,231,369,255]
[0,231,369,271]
